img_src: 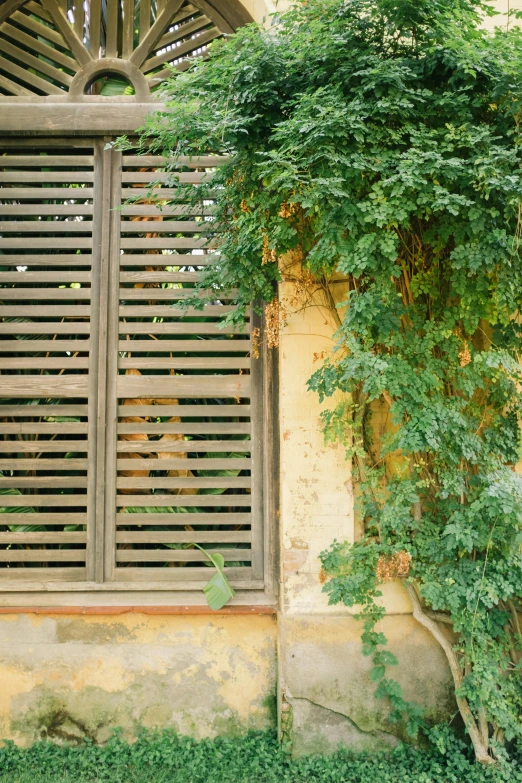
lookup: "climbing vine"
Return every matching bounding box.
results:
[131,0,522,763]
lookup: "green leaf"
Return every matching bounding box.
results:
[195,546,236,609]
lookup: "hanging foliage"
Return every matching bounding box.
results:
[132,0,522,763]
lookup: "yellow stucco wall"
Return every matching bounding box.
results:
[0,613,277,745]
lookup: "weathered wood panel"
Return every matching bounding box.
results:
[0,143,96,580]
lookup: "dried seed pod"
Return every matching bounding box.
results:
[376,550,412,581]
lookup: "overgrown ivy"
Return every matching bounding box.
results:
[1,728,521,783]
[128,0,522,764]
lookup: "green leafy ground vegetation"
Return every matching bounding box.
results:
[128,0,522,764]
[1,730,522,783]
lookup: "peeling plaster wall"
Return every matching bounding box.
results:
[279,283,354,615]
[278,282,455,754]
[0,614,277,746]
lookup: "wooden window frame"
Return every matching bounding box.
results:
[0,134,279,608]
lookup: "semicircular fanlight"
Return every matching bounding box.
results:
[0,0,246,98]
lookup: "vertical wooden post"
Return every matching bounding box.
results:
[74,0,85,41]
[86,140,105,582]
[140,0,151,42]
[103,147,122,581]
[250,307,265,581]
[106,0,119,58]
[122,0,134,59]
[91,141,113,582]
[89,0,101,56]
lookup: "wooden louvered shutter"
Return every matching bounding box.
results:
[0,143,266,593]
[0,141,102,583]
[104,152,264,588]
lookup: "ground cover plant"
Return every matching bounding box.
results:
[125,0,522,764]
[1,729,522,783]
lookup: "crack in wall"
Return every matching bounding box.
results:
[289,695,400,745]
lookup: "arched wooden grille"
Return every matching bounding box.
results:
[0,0,250,99]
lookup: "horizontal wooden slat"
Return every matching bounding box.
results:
[123,156,226,168]
[0,532,86,543]
[0,550,86,562]
[0,404,88,416]
[121,205,216,216]
[118,254,219,265]
[0,305,90,316]
[117,375,250,398]
[0,513,87,525]
[0,341,90,352]
[0,172,94,183]
[117,404,250,416]
[117,422,250,434]
[0,494,86,506]
[0,188,93,199]
[0,205,93,216]
[118,305,239,317]
[0,156,94,167]
[116,440,250,453]
[116,512,250,525]
[0,288,91,298]
[0,440,88,452]
[120,238,208,249]
[118,340,249,353]
[0,273,91,283]
[0,476,87,487]
[120,223,207,234]
[0,568,85,581]
[0,358,89,369]
[0,255,92,266]
[119,272,203,282]
[118,323,248,335]
[0,323,90,334]
[118,289,229,301]
[0,377,89,397]
[116,531,251,544]
[0,422,88,433]
[0,239,92,249]
[116,476,251,488]
[112,567,253,582]
[0,460,87,470]
[116,458,251,470]
[118,358,249,369]
[120,189,216,199]
[0,223,93,233]
[115,548,250,562]
[116,494,251,506]
[121,172,210,184]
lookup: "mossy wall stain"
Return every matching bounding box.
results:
[0,614,277,746]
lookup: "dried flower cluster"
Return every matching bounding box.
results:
[459,341,472,367]
[279,201,299,219]
[251,326,261,359]
[376,550,412,581]
[262,234,277,265]
[264,297,289,348]
[240,199,251,213]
